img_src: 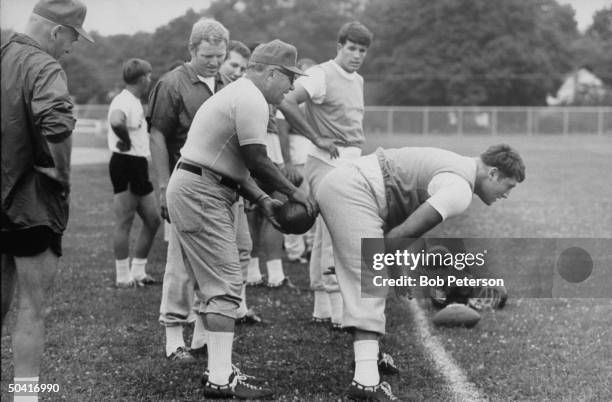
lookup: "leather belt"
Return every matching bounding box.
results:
[177,161,239,190]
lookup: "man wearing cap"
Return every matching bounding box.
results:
[147,18,229,362]
[166,39,314,399]
[1,0,93,400]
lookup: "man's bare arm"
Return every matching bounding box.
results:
[278,86,340,158]
[241,143,315,215]
[109,110,131,151]
[386,203,443,241]
[149,127,171,221]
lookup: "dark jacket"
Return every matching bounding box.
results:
[1,33,75,234]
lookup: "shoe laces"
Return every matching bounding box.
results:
[229,371,261,390]
[378,381,398,400]
[379,352,395,367]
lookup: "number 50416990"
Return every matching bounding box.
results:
[8,383,60,393]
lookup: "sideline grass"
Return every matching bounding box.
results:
[2,134,611,400]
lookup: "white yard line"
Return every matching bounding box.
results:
[399,296,485,402]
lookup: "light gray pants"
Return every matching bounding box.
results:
[317,164,388,334]
[163,166,246,321]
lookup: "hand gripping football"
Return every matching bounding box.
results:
[274,200,315,235]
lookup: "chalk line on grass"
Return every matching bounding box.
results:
[398,296,485,402]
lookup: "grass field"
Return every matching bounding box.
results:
[2,133,612,401]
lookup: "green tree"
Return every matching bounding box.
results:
[363,0,579,105]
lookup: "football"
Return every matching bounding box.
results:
[274,200,316,235]
[432,303,481,328]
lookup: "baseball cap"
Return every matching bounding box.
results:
[250,39,306,76]
[33,0,94,43]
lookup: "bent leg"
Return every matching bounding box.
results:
[112,191,138,260]
[134,192,161,259]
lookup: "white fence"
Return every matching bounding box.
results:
[75,105,612,136]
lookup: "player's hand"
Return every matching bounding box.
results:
[159,185,170,223]
[288,188,317,216]
[116,140,131,152]
[313,137,340,159]
[259,195,283,230]
[282,163,303,187]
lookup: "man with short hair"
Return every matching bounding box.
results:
[317,144,526,400]
[166,39,314,399]
[279,21,372,329]
[1,0,93,400]
[220,40,251,82]
[108,58,161,287]
[147,17,228,362]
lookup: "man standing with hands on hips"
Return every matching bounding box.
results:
[1,0,93,400]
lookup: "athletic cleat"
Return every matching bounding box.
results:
[115,279,136,288]
[351,352,400,375]
[311,316,332,324]
[288,256,308,264]
[190,345,207,358]
[266,277,294,289]
[201,364,250,385]
[167,346,195,362]
[246,278,264,287]
[134,274,158,286]
[331,322,343,331]
[236,309,266,325]
[378,352,400,375]
[345,380,400,401]
[203,371,273,399]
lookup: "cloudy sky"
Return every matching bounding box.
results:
[1,0,610,35]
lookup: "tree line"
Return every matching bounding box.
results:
[2,0,610,105]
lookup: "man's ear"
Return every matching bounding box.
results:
[50,25,62,39]
[488,167,500,180]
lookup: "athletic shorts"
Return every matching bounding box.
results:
[109,152,154,196]
[0,226,62,257]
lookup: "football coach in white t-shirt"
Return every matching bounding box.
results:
[166,39,314,399]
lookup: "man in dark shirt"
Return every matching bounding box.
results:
[147,18,229,361]
[0,0,93,398]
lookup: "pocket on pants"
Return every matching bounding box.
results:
[169,188,205,234]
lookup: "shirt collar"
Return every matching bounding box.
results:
[331,59,358,80]
[7,33,45,52]
[184,62,224,89]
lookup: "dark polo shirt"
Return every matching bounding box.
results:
[146,63,225,171]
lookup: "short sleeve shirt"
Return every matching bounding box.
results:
[107,89,150,157]
[180,77,268,182]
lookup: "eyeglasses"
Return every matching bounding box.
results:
[274,68,296,85]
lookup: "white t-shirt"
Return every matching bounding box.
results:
[180,77,268,183]
[107,89,150,157]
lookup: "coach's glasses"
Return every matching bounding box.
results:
[274,68,296,85]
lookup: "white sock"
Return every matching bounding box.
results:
[313,290,331,319]
[115,258,131,283]
[353,340,380,386]
[13,377,39,401]
[266,259,285,284]
[165,325,185,357]
[246,257,262,283]
[191,314,208,350]
[329,292,343,325]
[207,331,234,384]
[237,284,248,318]
[130,257,147,280]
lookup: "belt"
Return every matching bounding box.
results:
[177,161,239,190]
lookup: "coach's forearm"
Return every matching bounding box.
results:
[238,176,269,204]
[242,144,297,197]
[386,203,443,240]
[149,127,171,187]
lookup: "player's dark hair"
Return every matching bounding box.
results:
[337,21,373,47]
[480,144,526,182]
[227,40,251,60]
[123,58,152,85]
